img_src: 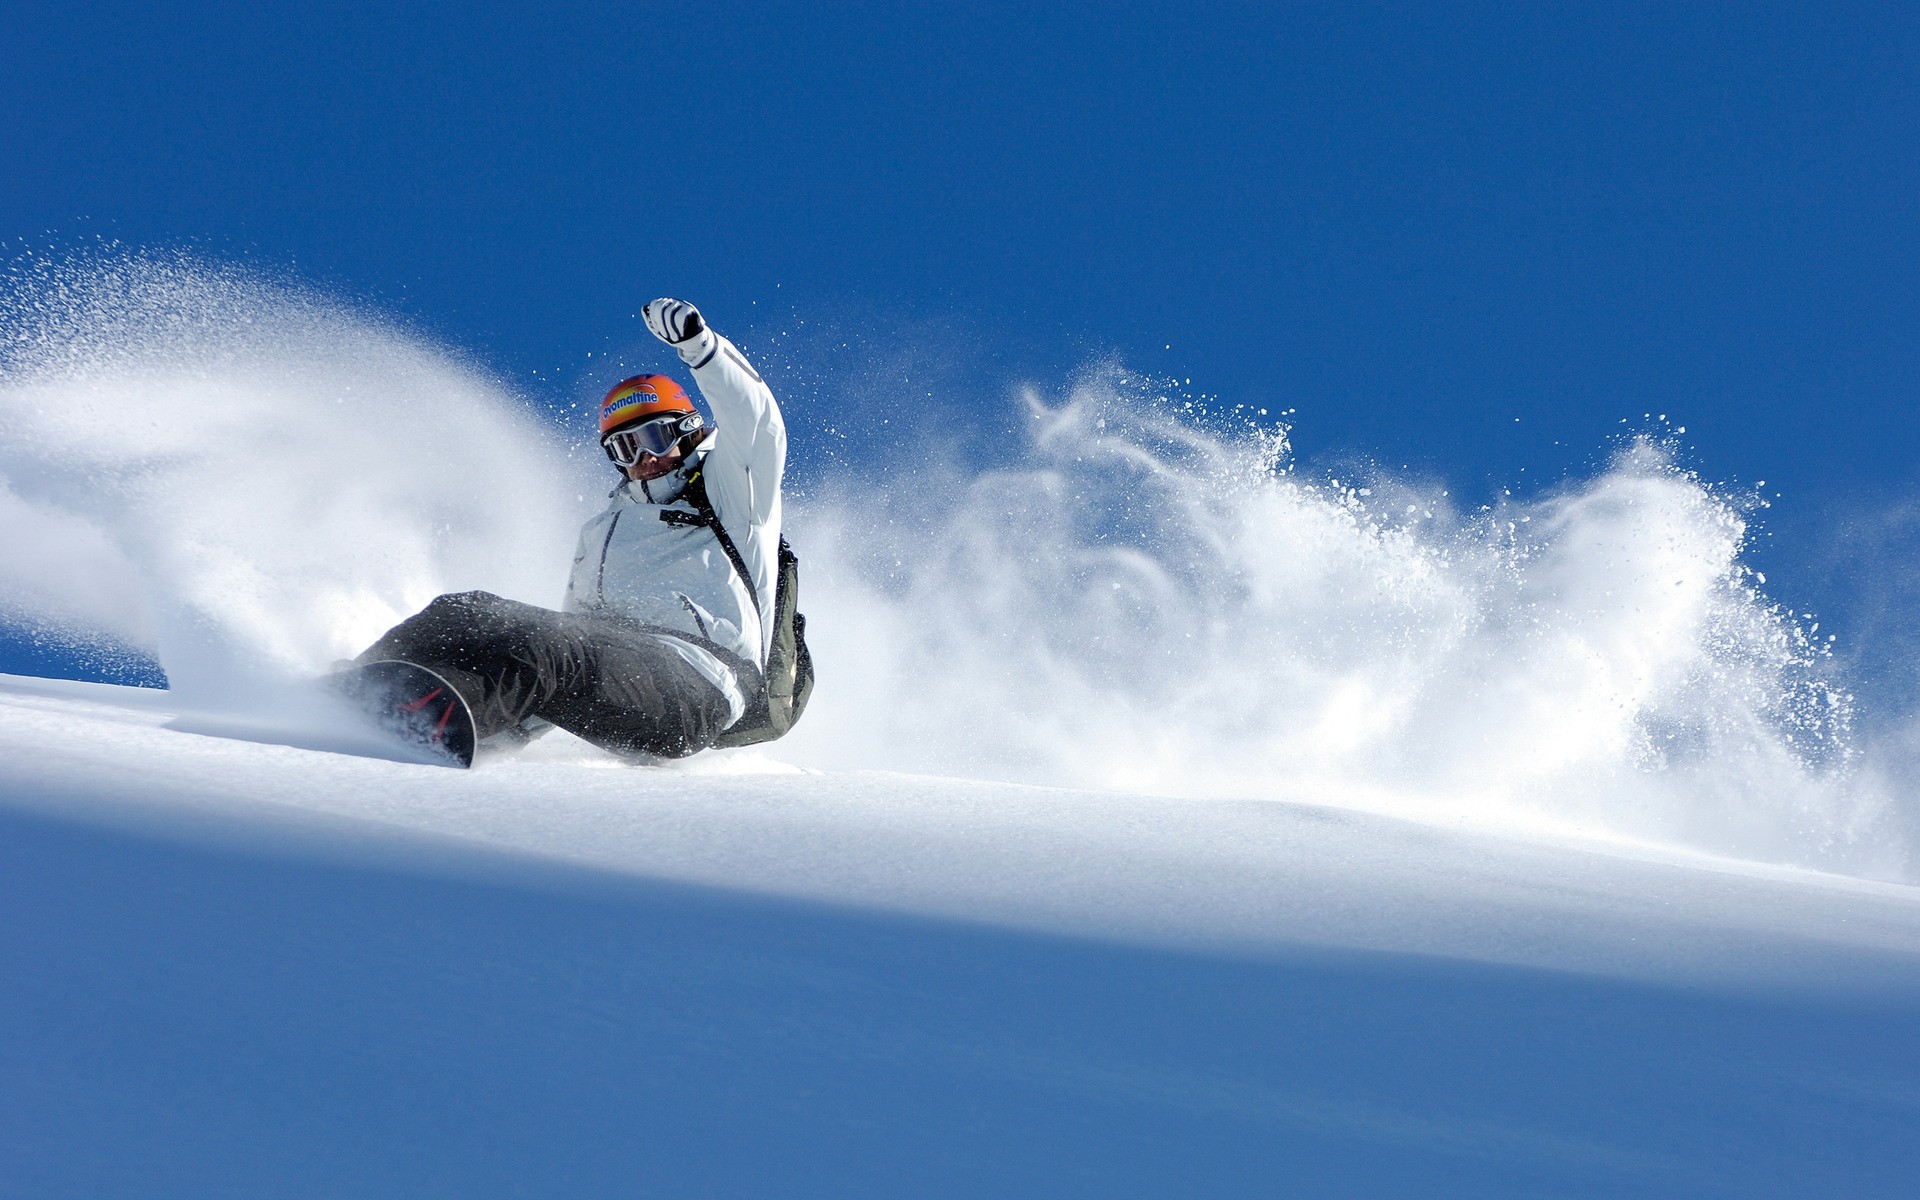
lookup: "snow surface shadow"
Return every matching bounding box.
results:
[2,806,1916,1200]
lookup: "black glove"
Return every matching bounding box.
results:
[643,298,706,346]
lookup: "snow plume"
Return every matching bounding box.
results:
[0,252,1903,876]
[0,249,589,700]
[790,367,1904,877]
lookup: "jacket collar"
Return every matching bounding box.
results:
[619,448,704,506]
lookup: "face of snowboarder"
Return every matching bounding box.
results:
[602,413,693,481]
[625,444,685,482]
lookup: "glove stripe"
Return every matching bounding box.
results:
[643,297,702,346]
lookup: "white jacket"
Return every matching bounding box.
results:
[563,328,786,725]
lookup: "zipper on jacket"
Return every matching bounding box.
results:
[594,509,623,606]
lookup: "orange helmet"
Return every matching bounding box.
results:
[598,373,698,437]
[597,374,707,470]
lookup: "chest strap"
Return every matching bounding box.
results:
[656,468,761,621]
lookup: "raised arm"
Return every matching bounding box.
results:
[643,298,786,527]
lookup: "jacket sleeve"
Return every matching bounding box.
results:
[678,327,786,528]
[674,326,786,658]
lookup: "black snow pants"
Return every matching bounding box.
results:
[356,591,738,759]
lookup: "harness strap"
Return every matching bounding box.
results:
[659,468,762,622]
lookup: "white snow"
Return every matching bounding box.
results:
[4,673,1918,989]
[3,673,1918,1196]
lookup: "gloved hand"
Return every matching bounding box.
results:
[643,298,706,346]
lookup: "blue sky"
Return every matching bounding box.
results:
[4,2,1918,681]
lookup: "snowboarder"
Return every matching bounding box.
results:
[348,297,787,760]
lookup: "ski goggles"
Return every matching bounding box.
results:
[601,413,699,467]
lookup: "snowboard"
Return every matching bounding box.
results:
[327,659,477,768]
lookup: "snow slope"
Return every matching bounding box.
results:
[4,673,1918,1198]
[5,252,1920,1197]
